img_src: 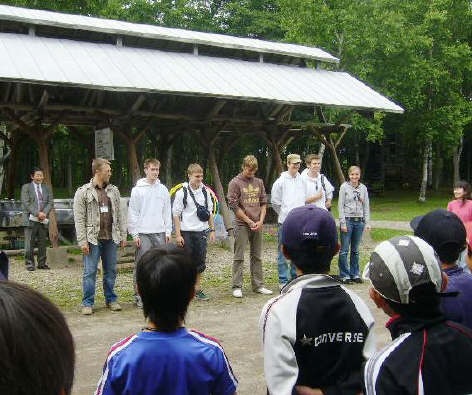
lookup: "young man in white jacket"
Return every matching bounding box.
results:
[271,154,309,288]
[173,163,215,300]
[128,158,172,308]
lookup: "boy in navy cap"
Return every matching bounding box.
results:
[260,206,375,395]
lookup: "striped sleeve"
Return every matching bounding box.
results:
[363,333,411,395]
[188,330,238,395]
[95,334,138,395]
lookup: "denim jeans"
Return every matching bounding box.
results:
[338,219,365,279]
[277,224,296,285]
[82,239,118,307]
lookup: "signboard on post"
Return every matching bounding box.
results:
[95,128,114,160]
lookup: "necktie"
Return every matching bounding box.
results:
[37,185,43,211]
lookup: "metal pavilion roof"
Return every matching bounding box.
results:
[0,32,403,113]
[0,4,339,64]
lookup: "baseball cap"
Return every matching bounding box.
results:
[364,235,442,304]
[282,205,337,253]
[411,209,466,262]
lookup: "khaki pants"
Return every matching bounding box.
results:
[232,223,263,290]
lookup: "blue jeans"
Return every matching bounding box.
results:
[338,219,365,279]
[82,239,118,307]
[277,225,296,284]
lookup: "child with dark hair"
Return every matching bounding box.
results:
[260,206,375,395]
[0,281,75,395]
[364,235,472,394]
[96,245,237,395]
[411,209,472,329]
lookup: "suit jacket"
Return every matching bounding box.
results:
[21,182,53,226]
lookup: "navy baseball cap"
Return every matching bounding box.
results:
[411,209,466,263]
[282,205,337,252]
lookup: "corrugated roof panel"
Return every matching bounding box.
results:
[0,32,403,113]
[0,4,339,63]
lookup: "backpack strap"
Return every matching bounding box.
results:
[188,185,208,209]
[320,174,326,195]
[183,186,188,209]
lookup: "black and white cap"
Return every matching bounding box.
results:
[364,235,442,304]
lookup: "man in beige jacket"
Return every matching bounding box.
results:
[73,158,126,315]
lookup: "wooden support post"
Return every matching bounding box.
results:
[204,128,234,241]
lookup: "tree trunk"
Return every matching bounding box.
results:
[38,137,59,248]
[427,140,433,188]
[264,149,273,189]
[418,141,430,202]
[165,144,173,187]
[434,154,443,192]
[128,138,141,186]
[326,142,345,185]
[318,143,326,158]
[67,141,73,197]
[453,136,463,184]
[207,134,233,238]
[6,141,19,199]
[272,141,284,176]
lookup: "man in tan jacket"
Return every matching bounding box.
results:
[227,155,273,298]
[73,158,126,315]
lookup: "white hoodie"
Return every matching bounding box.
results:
[271,171,309,224]
[172,182,213,232]
[127,178,172,237]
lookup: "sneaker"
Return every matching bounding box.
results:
[255,287,273,295]
[26,264,35,271]
[232,288,243,298]
[136,299,143,309]
[352,277,363,284]
[106,302,122,311]
[196,290,210,301]
[37,264,50,270]
[81,306,93,315]
[339,278,353,284]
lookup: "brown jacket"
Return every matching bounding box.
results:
[227,173,267,225]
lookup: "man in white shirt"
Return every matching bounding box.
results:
[301,154,334,211]
[271,154,309,288]
[128,158,172,308]
[173,163,215,301]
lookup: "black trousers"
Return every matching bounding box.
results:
[24,221,47,267]
[181,231,207,273]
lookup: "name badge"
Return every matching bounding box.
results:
[100,205,109,213]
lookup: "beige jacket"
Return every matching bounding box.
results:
[73,179,126,246]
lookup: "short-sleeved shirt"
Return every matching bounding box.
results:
[96,327,237,395]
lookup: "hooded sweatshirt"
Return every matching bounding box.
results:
[128,178,172,237]
[338,182,370,227]
[271,171,308,224]
[172,182,213,232]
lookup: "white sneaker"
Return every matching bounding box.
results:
[255,287,273,295]
[232,288,243,298]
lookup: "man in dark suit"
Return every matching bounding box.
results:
[21,167,53,271]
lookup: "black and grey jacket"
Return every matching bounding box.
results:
[259,275,375,395]
[364,315,472,395]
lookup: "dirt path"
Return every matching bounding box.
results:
[67,282,391,395]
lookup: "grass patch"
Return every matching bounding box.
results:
[330,189,450,221]
[370,228,413,242]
